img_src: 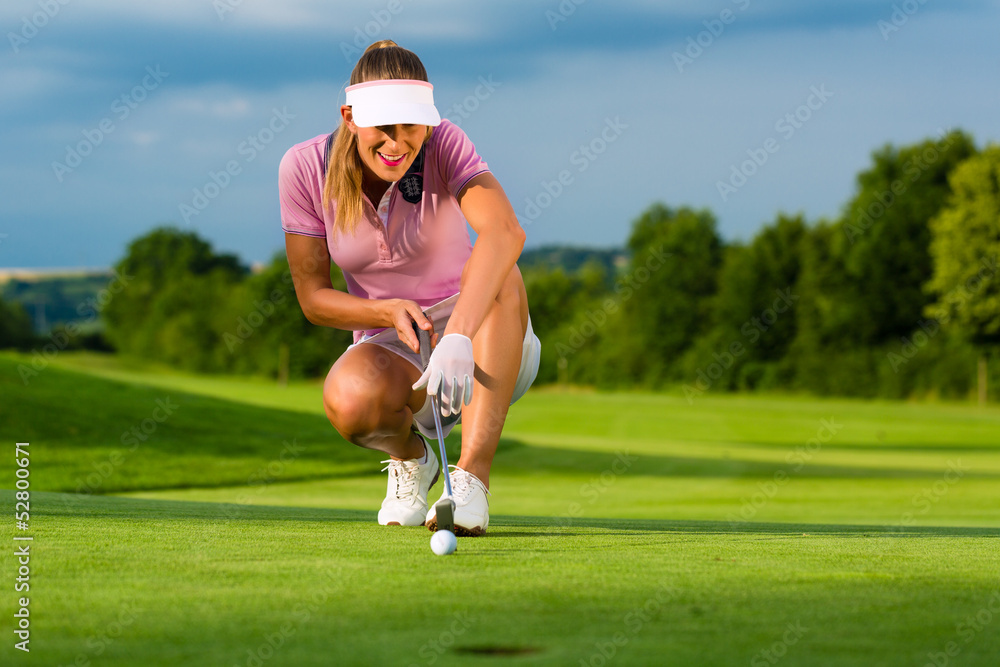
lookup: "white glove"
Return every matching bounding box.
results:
[412,333,474,417]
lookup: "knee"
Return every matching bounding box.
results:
[323,372,381,442]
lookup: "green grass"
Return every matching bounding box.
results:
[2,351,999,666]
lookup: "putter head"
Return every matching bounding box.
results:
[434,496,456,533]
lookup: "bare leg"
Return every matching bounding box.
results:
[323,266,529,481]
[455,266,530,488]
[323,344,426,460]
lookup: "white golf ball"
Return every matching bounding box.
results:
[430,530,457,556]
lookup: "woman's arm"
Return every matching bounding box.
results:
[444,172,526,339]
[285,233,431,351]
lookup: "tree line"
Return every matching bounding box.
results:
[524,131,999,402]
[3,130,996,400]
[94,228,352,380]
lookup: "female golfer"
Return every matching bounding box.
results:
[278,41,540,536]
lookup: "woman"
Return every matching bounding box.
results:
[278,41,540,537]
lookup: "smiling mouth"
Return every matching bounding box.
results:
[377,151,406,167]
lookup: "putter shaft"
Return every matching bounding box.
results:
[416,323,455,530]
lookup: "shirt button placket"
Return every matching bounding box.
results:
[378,228,390,262]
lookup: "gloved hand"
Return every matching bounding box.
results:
[412,333,474,417]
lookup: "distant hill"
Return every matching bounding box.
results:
[1,269,112,334]
[517,245,627,276]
[0,267,111,284]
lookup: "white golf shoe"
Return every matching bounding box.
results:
[426,467,491,536]
[377,435,440,527]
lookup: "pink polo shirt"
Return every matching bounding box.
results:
[278,120,489,341]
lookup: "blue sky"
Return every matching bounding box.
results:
[2,0,999,268]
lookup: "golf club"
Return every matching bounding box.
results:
[415,321,455,533]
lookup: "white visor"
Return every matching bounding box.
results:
[345,79,441,128]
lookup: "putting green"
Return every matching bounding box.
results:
[1,352,998,665]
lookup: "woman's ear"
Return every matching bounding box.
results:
[340,105,356,133]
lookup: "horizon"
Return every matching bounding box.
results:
[0,241,632,275]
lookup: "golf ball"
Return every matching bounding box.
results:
[430,530,457,556]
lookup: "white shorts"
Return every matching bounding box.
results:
[347,293,541,439]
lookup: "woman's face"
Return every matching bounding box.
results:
[346,110,428,184]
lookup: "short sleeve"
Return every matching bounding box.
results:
[432,121,490,198]
[278,145,326,238]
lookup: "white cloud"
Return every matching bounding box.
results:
[169,90,251,119]
[1,0,490,33]
[0,65,73,100]
[128,130,160,147]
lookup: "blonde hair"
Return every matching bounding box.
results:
[324,40,431,235]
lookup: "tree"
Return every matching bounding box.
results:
[926,146,1000,404]
[223,253,353,379]
[838,131,976,345]
[785,220,869,395]
[699,214,807,389]
[103,227,248,365]
[0,297,33,349]
[523,260,613,385]
[522,267,591,346]
[620,204,722,384]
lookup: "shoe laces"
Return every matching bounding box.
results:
[449,466,490,503]
[381,458,419,501]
